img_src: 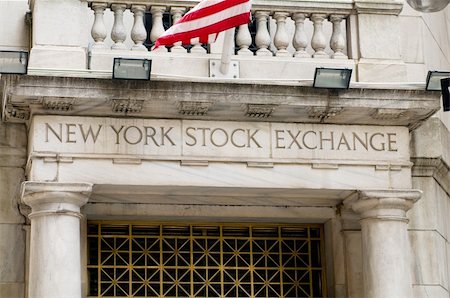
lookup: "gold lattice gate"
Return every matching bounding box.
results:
[87,222,326,297]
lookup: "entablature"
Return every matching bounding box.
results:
[1,75,440,129]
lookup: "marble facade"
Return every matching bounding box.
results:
[1,0,450,297]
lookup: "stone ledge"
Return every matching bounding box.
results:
[1,74,440,129]
[412,157,450,198]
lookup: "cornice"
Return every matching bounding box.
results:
[411,157,450,196]
[1,75,440,129]
[354,0,403,15]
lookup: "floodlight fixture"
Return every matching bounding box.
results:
[426,71,450,91]
[406,0,450,12]
[0,50,28,74]
[112,58,151,80]
[313,68,352,90]
[442,78,450,112]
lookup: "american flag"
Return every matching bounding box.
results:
[154,0,252,49]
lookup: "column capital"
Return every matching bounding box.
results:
[21,182,92,218]
[344,189,422,221]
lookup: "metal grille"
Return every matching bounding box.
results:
[87,222,325,297]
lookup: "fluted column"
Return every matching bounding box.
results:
[111,4,127,50]
[292,13,310,58]
[21,182,93,298]
[273,12,290,57]
[344,190,422,298]
[330,14,347,59]
[255,11,272,56]
[170,7,187,53]
[131,5,148,51]
[91,3,108,49]
[311,13,328,58]
[150,6,168,52]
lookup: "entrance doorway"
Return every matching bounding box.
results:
[87,222,326,297]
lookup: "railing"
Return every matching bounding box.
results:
[88,0,353,59]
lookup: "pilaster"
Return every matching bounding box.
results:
[21,182,92,298]
[344,189,421,298]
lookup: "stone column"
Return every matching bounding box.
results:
[21,182,92,298]
[344,190,421,298]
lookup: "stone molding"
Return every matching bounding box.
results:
[354,0,403,15]
[344,189,422,221]
[87,0,354,15]
[1,75,440,127]
[412,157,450,197]
[21,182,93,218]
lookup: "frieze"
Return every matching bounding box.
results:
[30,115,410,162]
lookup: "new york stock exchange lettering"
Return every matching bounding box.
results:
[31,116,409,161]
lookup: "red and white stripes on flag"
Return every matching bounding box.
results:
[153,0,251,49]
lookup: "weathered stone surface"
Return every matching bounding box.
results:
[1,75,440,128]
[0,283,24,298]
[0,224,25,283]
[410,230,449,289]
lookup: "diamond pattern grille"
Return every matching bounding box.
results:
[87,223,325,297]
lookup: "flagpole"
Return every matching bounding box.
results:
[219,28,236,75]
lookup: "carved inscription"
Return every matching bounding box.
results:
[33,116,409,161]
[185,127,262,148]
[273,130,398,152]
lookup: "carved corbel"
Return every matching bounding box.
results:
[112,99,144,113]
[42,98,76,111]
[177,101,213,116]
[3,104,30,123]
[244,104,277,118]
[371,108,406,120]
[307,106,343,120]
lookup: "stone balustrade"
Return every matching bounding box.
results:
[88,0,352,59]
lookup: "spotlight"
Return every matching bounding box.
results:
[313,68,352,89]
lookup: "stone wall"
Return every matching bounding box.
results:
[411,118,450,297]
[0,120,27,298]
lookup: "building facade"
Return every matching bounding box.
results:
[0,0,450,297]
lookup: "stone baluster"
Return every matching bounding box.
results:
[344,190,422,298]
[273,12,290,57]
[182,7,207,54]
[131,5,147,51]
[310,14,328,58]
[330,15,347,59]
[91,3,107,49]
[255,11,272,56]
[111,4,127,50]
[21,182,92,298]
[236,24,253,56]
[292,13,310,58]
[150,6,168,52]
[170,7,187,53]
